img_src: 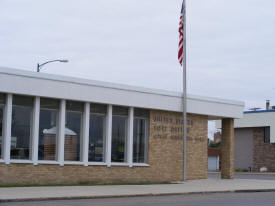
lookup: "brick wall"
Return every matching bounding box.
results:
[253,128,275,172]
[221,119,234,179]
[0,110,208,185]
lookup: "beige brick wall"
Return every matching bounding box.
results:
[0,110,208,185]
[221,118,234,179]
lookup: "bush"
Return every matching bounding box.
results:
[235,168,248,172]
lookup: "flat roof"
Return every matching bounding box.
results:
[0,67,244,119]
[244,110,275,114]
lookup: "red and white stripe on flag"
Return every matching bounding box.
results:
[178,1,185,66]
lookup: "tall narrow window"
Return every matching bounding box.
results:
[65,101,83,161]
[89,103,106,162]
[264,127,270,143]
[11,95,33,160]
[133,109,149,163]
[38,98,59,161]
[0,93,5,159]
[111,106,128,163]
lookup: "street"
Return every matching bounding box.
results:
[1,192,275,206]
[208,172,275,180]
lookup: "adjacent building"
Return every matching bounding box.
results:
[217,101,275,172]
[0,67,244,184]
[208,132,221,171]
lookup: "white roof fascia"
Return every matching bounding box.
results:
[0,67,244,119]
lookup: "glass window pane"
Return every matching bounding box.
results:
[40,98,59,110]
[134,108,149,118]
[65,101,83,161]
[89,114,105,162]
[111,115,127,162]
[39,98,59,161]
[0,93,5,159]
[264,127,270,143]
[0,93,5,104]
[11,95,33,160]
[133,118,148,163]
[90,103,107,114]
[13,95,33,107]
[113,106,128,116]
[66,101,83,112]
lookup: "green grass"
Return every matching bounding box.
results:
[0,181,173,188]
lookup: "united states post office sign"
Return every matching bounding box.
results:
[151,115,204,142]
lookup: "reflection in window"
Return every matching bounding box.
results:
[11,95,33,160]
[111,106,128,163]
[89,104,106,162]
[39,98,59,161]
[0,93,5,159]
[133,109,149,163]
[65,101,83,161]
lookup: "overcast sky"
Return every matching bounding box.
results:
[1,0,275,112]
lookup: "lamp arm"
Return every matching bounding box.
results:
[39,60,62,68]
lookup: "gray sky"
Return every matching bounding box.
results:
[1,0,275,111]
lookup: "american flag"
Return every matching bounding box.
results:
[178,1,185,66]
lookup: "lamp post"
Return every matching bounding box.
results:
[37,59,69,72]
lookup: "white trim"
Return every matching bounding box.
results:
[3,93,12,165]
[58,99,65,166]
[63,161,84,165]
[106,105,112,167]
[37,160,59,165]
[10,160,33,164]
[31,97,40,165]
[82,102,90,166]
[0,159,4,163]
[111,162,129,167]
[127,107,134,167]
[133,163,150,167]
[87,162,107,166]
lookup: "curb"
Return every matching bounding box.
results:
[1,189,275,203]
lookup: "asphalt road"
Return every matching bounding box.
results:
[208,172,275,180]
[1,192,275,206]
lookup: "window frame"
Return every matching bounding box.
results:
[65,103,84,162]
[264,126,270,143]
[10,96,34,161]
[38,105,59,161]
[133,116,149,164]
[88,112,106,162]
[111,114,128,163]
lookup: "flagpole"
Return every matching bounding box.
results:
[182,0,187,182]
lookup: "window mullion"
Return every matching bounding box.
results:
[3,94,12,164]
[32,97,40,165]
[106,105,112,167]
[82,102,90,166]
[127,107,134,167]
[58,99,66,166]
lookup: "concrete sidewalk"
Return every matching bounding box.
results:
[1,179,275,202]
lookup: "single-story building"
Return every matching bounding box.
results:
[216,101,275,172]
[0,67,244,184]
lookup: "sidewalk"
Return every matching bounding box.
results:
[1,178,275,202]
[208,171,275,175]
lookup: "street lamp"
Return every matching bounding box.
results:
[37,59,69,72]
